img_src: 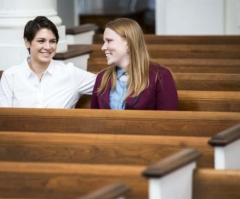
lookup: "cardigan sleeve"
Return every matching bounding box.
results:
[156,67,178,110]
[90,75,100,109]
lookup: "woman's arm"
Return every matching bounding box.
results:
[91,74,101,109]
[0,71,13,107]
[156,67,178,110]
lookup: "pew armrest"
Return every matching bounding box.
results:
[142,148,202,199]
[208,123,240,169]
[66,24,99,45]
[75,183,130,199]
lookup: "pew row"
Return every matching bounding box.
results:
[1,122,240,169]
[143,149,240,199]
[88,58,240,74]
[1,109,240,136]
[0,131,213,168]
[0,161,146,199]
[90,44,240,59]
[93,34,240,45]
[76,90,240,112]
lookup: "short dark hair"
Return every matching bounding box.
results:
[23,16,59,47]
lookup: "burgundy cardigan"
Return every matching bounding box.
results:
[91,63,178,110]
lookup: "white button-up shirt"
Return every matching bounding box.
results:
[0,58,96,108]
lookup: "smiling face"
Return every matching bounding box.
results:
[24,28,57,66]
[101,28,129,69]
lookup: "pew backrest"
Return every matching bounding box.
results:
[76,90,240,112]
[93,34,240,45]
[90,44,240,59]
[1,108,240,137]
[0,131,213,168]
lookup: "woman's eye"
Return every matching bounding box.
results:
[38,40,44,43]
[50,40,56,44]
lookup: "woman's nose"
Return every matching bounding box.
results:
[44,42,51,49]
[101,43,106,51]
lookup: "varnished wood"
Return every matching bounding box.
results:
[88,58,240,74]
[0,131,213,167]
[0,161,147,199]
[193,169,240,199]
[93,34,240,45]
[208,123,240,146]
[1,108,240,137]
[143,149,202,178]
[54,44,92,60]
[175,73,240,91]
[90,44,240,59]
[66,24,99,35]
[76,183,130,199]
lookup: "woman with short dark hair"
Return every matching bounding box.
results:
[0,16,96,108]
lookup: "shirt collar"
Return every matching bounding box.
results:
[116,67,128,78]
[25,57,54,77]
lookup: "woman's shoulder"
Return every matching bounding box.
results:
[3,60,27,76]
[96,68,109,78]
[149,62,171,75]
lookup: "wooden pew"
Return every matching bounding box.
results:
[0,131,213,168]
[209,123,240,169]
[1,108,240,136]
[76,90,240,112]
[1,122,239,169]
[88,58,240,74]
[90,44,240,59]
[93,34,240,45]
[173,73,240,91]
[0,161,147,199]
[143,149,240,199]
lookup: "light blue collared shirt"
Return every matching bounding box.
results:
[109,68,128,110]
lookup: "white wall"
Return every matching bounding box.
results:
[225,0,240,34]
[156,0,224,35]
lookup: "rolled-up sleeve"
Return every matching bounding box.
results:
[0,71,13,107]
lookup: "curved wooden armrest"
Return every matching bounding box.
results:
[75,183,130,199]
[208,123,240,146]
[66,24,99,35]
[142,148,202,178]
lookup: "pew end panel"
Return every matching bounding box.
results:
[208,123,240,169]
[142,149,202,199]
